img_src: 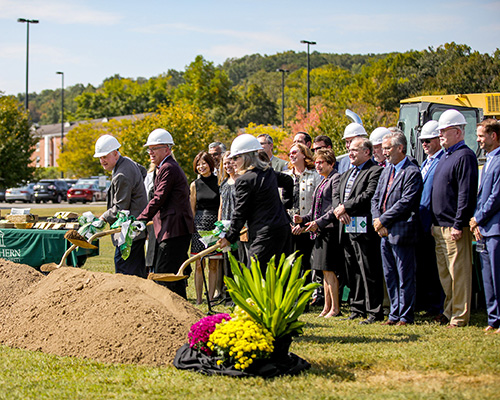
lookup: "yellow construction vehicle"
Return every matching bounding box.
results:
[398,93,500,164]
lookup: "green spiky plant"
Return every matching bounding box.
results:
[224,252,320,339]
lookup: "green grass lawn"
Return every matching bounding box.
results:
[1,206,499,399]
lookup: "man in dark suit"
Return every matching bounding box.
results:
[138,129,195,299]
[470,119,500,334]
[416,120,445,316]
[371,132,423,325]
[333,137,384,324]
[337,123,368,174]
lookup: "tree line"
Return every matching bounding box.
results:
[1,42,499,186]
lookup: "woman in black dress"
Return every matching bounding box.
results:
[293,149,342,318]
[190,151,221,305]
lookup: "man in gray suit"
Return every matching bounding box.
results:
[95,134,148,278]
[257,134,288,172]
[371,132,423,325]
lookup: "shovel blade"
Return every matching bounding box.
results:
[147,272,188,282]
[40,263,59,272]
[64,230,98,249]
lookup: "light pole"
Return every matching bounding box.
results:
[300,40,316,113]
[56,71,64,178]
[17,18,39,110]
[277,68,288,129]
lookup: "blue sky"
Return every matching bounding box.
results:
[1,0,499,96]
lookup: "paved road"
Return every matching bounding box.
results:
[0,201,107,211]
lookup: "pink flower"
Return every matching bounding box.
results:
[188,313,231,355]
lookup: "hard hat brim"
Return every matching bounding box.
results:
[419,134,440,140]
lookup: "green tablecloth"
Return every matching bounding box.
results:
[0,228,99,268]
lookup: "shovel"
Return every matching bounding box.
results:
[147,242,220,282]
[148,227,247,282]
[40,221,153,272]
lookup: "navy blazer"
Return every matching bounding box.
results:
[302,169,341,230]
[371,158,423,245]
[474,150,500,237]
[419,150,444,232]
[332,158,383,236]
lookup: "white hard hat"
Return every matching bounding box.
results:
[343,122,367,140]
[437,109,467,130]
[94,135,121,157]
[420,120,440,140]
[228,134,263,158]
[143,128,174,147]
[369,127,391,145]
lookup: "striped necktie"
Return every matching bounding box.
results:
[421,157,433,178]
[344,168,359,200]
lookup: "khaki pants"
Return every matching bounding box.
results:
[432,226,473,326]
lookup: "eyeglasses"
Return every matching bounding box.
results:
[312,146,326,153]
[146,146,168,154]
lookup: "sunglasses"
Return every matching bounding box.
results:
[421,139,433,144]
[146,146,168,154]
[312,146,326,152]
[289,150,299,156]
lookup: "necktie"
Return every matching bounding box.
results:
[421,157,433,178]
[149,168,157,200]
[382,167,395,213]
[344,168,359,200]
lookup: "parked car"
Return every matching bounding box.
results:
[33,179,69,203]
[5,183,36,203]
[64,179,78,189]
[67,181,104,203]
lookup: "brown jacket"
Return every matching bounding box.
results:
[138,155,194,242]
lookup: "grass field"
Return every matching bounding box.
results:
[1,206,499,399]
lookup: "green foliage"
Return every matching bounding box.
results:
[12,42,500,142]
[228,84,279,128]
[0,94,37,187]
[58,102,229,182]
[32,167,62,181]
[174,55,234,126]
[242,123,289,158]
[74,76,172,120]
[224,252,320,339]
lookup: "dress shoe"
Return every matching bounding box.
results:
[484,325,495,333]
[381,320,397,325]
[396,321,410,326]
[359,317,376,325]
[342,313,364,321]
[433,314,449,325]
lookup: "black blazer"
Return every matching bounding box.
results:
[332,159,383,236]
[226,167,290,243]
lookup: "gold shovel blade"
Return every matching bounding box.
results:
[147,272,189,282]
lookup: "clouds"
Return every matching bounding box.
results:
[1,0,499,96]
[0,0,122,25]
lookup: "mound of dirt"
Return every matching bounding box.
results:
[0,260,204,366]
